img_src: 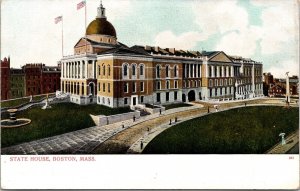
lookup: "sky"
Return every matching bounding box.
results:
[1,0,299,78]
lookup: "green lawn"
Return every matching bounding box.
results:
[1,103,131,147]
[1,98,30,108]
[143,106,299,154]
[0,95,48,108]
[163,103,192,110]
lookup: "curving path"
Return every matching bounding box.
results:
[2,97,298,154]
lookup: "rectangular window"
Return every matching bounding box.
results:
[98,83,100,91]
[141,96,144,103]
[108,83,110,93]
[140,82,144,92]
[103,83,105,92]
[133,82,136,93]
[166,92,169,102]
[124,98,128,105]
[174,91,177,100]
[156,93,161,102]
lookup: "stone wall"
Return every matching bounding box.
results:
[92,110,141,126]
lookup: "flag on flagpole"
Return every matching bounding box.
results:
[55,16,62,24]
[77,0,86,10]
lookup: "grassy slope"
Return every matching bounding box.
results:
[1,103,131,147]
[143,106,299,154]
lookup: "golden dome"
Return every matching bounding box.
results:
[86,18,117,37]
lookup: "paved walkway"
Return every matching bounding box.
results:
[2,98,298,154]
[1,105,202,154]
[127,99,299,153]
[266,130,299,154]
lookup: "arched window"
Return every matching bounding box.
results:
[103,65,105,76]
[124,83,128,93]
[215,79,218,86]
[220,79,223,86]
[224,79,227,86]
[195,80,197,87]
[98,82,101,91]
[140,64,144,76]
[156,65,160,78]
[166,80,170,89]
[123,64,128,76]
[156,81,161,90]
[108,65,111,76]
[166,65,170,77]
[132,64,136,76]
[98,65,101,76]
[173,65,177,77]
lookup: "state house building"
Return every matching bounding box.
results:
[60,3,263,108]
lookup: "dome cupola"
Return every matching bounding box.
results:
[86,1,117,38]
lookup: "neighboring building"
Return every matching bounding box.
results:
[1,57,10,100]
[60,2,264,107]
[22,63,61,96]
[41,65,61,94]
[10,68,25,98]
[264,73,299,97]
[263,72,274,96]
[22,63,43,96]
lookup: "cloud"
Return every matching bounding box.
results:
[215,26,262,57]
[268,60,299,78]
[250,0,298,55]
[192,0,248,35]
[154,30,208,50]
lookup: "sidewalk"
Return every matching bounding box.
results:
[1,104,202,154]
[266,130,299,154]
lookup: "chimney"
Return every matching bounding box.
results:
[167,48,175,54]
[145,45,151,51]
[154,46,159,52]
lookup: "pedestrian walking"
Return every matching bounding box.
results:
[175,117,177,123]
[244,102,247,106]
[140,141,143,149]
[207,106,210,113]
[133,116,136,122]
[159,109,162,115]
[169,119,172,125]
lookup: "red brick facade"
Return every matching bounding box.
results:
[1,57,10,100]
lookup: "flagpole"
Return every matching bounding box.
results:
[62,16,64,57]
[85,0,87,54]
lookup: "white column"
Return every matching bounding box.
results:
[77,61,80,78]
[286,72,290,102]
[211,66,215,77]
[231,66,234,77]
[216,66,219,77]
[85,60,88,78]
[199,65,201,78]
[222,66,225,77]
[81,60,84,79]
